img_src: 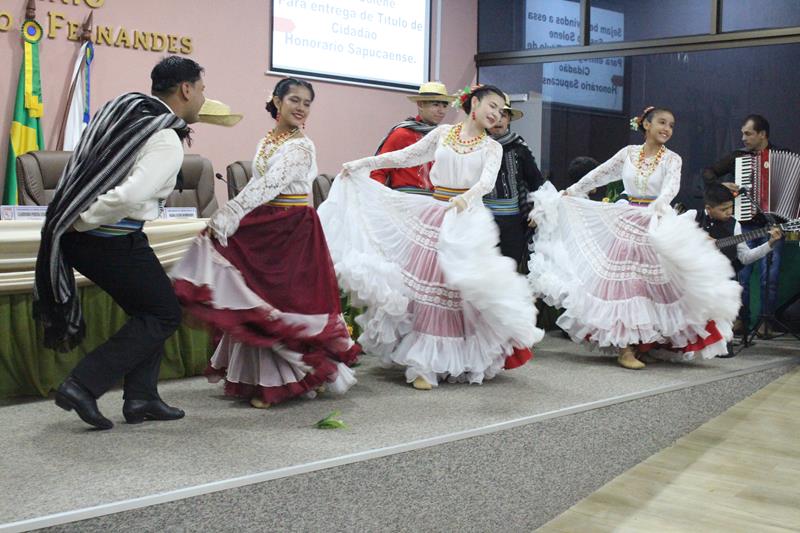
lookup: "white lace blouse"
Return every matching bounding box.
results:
[566,145,682,214]
[208,136,317,244]
[349,124,503,208]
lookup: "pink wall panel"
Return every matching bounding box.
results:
[0,0,477,204]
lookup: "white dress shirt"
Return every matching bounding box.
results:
[73,99,184,232]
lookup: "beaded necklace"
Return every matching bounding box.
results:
[255,127,300,175]
[443,123,487,154]
[634,144,666,194]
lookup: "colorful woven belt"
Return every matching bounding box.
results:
[395,186,433,196]
[432,186,468,202]
[85,217,144,238]
[483,196,520,216]
[267,194,309,207]
[627,196,657,207]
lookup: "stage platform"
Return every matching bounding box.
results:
[1,334,797,532]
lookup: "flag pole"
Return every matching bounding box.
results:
[57,12,94,150]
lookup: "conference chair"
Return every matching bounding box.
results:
[225,160,252,200]
[15,151,72,206]
[312,174,333,209]
[165,154,218,218]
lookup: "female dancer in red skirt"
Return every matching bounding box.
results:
[171,78,360,407]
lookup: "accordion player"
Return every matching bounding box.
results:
[735,148,800,222]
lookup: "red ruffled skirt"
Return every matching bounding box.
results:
[172,205,360,404]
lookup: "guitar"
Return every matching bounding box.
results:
[715,217,800,250]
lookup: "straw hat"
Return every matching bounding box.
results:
[502,94,524,121]
[197,98,243,127]
[407,81,457,103]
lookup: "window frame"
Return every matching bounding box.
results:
[476,0,800,67]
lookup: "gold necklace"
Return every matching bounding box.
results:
[255,127,299,175]
[443,123,486,154]
[635,144,666,194]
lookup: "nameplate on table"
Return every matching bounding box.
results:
[0,205,48,220]
[160,207,198,219]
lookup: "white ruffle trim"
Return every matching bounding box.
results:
[210,334,357,395]
[528,182,740,358]
[319,170,542,384]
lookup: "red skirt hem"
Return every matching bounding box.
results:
[175,279,359,364]
[504,347,533,370]
[638,320,724,354]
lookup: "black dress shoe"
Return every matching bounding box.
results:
[123,399,185,424]
[55,377,113,430]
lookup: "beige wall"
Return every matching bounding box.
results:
[0,0,477,203]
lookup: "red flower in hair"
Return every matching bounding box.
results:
[453,84,484,109]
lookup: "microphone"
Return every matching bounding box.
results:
[215,173,228,185]
[733,185,750,197]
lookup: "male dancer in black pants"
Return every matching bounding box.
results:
[34,56,206,429]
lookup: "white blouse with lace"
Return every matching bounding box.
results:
[349,124,503,208]
[566,145,682,214]
[208,136,317,244]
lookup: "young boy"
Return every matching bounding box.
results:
[698,183,783,355]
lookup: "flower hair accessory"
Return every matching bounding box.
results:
[629,105,655,131]
[451,84,483,109]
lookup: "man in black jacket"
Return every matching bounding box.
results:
[486,96,543,267]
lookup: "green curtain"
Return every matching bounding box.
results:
[0,285,212,399]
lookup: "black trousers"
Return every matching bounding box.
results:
[61,231,182,400]
[495,215,528,267]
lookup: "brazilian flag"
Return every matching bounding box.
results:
[4,19,45,205]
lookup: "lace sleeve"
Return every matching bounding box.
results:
[649,151,682,214]
[461,140,503,208]
[208,139,314,245]
[566,146,629,196]
[347,125,444,171]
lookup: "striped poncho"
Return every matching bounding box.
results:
[33,92,187,352]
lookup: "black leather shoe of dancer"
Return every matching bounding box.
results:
[55,377,114,430]
[123,399,185,424]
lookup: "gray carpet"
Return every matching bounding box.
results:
[37,366,791,532]
[0,334,796,528]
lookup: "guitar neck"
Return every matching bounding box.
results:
[715,228,769,250]
[715,218,796,250]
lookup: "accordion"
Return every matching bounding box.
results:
[735,149,800,222]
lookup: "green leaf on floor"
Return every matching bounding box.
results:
[315,410,347,429]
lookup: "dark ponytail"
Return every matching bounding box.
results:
[631,106,674,133]
[265,77,315,119]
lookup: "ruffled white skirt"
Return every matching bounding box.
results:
[318,170,543,386]
[528,182,741,360]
